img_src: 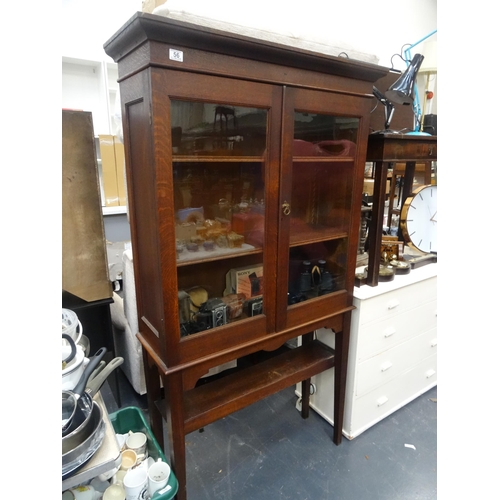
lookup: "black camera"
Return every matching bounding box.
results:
[196,298,228,329]
[246,296,263,316]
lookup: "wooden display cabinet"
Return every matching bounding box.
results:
[104,13,388,499]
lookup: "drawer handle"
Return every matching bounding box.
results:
[425,369,436,378]
[381,361,393,372]
[384,327,396,338]
[377,396,388,406]
[430,339,437,347]
[387,299,400,310]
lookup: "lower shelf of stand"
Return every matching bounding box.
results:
[156,340,335,435]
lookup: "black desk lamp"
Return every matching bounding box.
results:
[372,53,427,135]
[372,86,396,134]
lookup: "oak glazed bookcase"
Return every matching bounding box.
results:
[104,13,389,499]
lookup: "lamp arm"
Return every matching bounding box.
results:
[403,29,437,63]
[403,30,437,133]
[373,86,395,130]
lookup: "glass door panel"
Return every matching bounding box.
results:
[287,112,359,304]
[170,100,268,336]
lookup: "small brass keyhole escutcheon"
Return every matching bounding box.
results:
[282,201,291,216]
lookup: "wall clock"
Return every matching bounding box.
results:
[400,185,437,253]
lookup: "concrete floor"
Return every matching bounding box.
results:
[102,371,437,500]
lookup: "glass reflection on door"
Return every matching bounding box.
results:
[170,100,268,336]
[287,112,359,304]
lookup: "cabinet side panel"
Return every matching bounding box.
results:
[126,99,165,345]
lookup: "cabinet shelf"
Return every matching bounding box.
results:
[176,243,261,266]
[290,228,348,247]
[172,156,354,163]
[173,155,264,163]
[156,340,335,434]
[293,156,354,163]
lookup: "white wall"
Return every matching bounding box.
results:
[62,0,436,71]
[61,0,144,61]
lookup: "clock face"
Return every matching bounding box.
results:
[401,185,437,253]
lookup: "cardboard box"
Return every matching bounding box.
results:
[114,139,127,205]
[99,135,128,207]
[224,264,263,299]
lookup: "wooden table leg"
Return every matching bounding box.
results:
[301,378,311,419]
[397,161,416,241]
[333,313,351,445]
[300,332,314,419]
[367,160,389,286]
[401,161,416,203]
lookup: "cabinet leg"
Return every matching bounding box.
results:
[301,378,311,419]
[333,315,351,445]
[300,331,314,419]
[141,348,164,449]
[162,371,188,500]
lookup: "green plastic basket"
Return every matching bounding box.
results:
[109,406,178,499]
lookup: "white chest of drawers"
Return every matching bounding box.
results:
[296,264,437,439]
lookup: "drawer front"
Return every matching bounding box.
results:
[383,140,437,160]
[357,299,437,360]
[355,276,437,326]
[345,354,437,438]
[356,327,437,396]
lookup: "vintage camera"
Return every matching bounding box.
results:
[245,296,263,317]
[196,298,228,330]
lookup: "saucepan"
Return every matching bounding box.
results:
[62,355,124,437]
[62,356,124,478]
[85,356,124,398]
[62,399,104,477]
[62,334,77,367]
[62,333,89,391]
[62,347,107,433]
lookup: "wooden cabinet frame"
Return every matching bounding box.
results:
[105,13,388,499]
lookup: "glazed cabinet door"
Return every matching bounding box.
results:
[149,69,282,366]
[276,87,368,331]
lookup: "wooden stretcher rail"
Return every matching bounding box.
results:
[155,340,335,434]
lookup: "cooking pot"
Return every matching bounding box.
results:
[62,334,77,367]
[62,344,88,391]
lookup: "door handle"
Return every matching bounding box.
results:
[282,201,291,216]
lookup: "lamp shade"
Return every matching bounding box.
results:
[385,54,425,105]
